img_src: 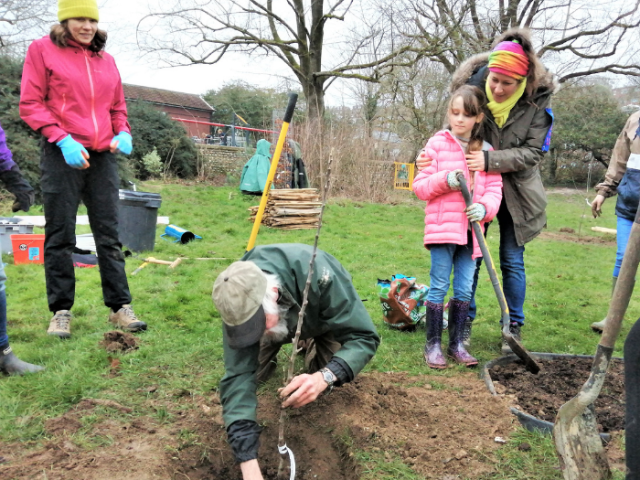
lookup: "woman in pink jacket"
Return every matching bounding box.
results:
[19,0,146,339]
[413,85,503,369]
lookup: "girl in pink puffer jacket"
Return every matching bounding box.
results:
[413,85,503,369]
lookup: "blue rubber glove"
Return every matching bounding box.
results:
[56,135,89,169]
[465,203,486,222]
[110,131,132,155]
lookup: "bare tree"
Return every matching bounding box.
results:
[385,57,450,152]
[0,0,54,55]
[137,0,414,119]
[398,0,640,83]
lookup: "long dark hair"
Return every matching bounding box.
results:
[446,85,486,151]
[50,21,107,53]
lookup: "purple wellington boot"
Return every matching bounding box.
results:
[447,298,478,367]
[424,301,447,369]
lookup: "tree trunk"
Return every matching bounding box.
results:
[306,81,325,120]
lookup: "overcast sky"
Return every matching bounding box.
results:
[98,0,279,96]
[94,0,355,105]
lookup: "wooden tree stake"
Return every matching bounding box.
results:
[276,152,333,480]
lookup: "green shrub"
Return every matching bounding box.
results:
[126,101,198,179]
[141,148,163,178]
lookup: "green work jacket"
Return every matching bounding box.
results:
[219,243,380,428]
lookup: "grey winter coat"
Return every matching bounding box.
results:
[450,53,557,246]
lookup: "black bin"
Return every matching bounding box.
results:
[117,190,162,252]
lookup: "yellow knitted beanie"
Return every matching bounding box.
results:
[58,0,100,22]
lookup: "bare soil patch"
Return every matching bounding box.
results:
[539,231,616,246]
[489,357,625,432]
[0,370,625,479]
[1,372,520,480]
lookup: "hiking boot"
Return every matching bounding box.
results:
[109,305,147,332]
[591,317,607,333]
[446,299,478,367]
[591,277,620,334]
[501,322,522,355]
[424,301,447,369]
[47,310,72,338]
[0,345,44,375]
[462,316,473,348]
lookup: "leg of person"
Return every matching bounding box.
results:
[625,317,640,479]
[0,259,44,375]
[496,202,526,354]
[304,332,341,373]
[592,216,634,333]
[83,151,144,332]
[448,237,478,366]
[424,244,454,369]
[41,141,82,338]
[465,223,489,347]
[257,340,282,383]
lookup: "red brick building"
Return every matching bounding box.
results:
[123,84,215,138]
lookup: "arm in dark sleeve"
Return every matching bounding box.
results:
[0,123,16,172]
[219,339,261,432]
[227,420,262,463]
[325,356,354,386]
[486,95,553,173]
[0,124,34,212]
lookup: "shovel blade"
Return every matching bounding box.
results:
[502,331,540,374]
[553,402,611,480]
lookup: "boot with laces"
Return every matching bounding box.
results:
[0,345,44,375]
[462,317,473,347]
[109,305,147,332]
[501,321,522,355]
[47,310,72,338]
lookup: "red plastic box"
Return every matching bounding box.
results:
[11,234,45,265]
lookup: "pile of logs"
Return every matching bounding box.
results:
[248,189,322,230]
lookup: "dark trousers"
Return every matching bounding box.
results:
[256,332,341,383]
[626,318,640,479]
[468,201,527,325]
[41,141,131,312]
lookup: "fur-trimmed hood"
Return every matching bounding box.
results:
[449,29,559,98]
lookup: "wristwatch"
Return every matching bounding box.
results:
[319,367,336,390]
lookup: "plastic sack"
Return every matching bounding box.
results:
[377,274,429,331]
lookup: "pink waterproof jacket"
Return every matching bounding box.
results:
[20,36,130,152]
[412,130,503,259]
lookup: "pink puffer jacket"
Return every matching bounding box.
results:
[412,130,503,259]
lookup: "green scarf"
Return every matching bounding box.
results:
[485,79,526,128]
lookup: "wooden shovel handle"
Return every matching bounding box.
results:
[456,174,511,329]
[601,205,640,348]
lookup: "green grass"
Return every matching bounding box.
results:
[0,183,633,478]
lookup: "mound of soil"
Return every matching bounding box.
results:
[100,330,138,353]
[489,357,625,432]
[0,372,518,480]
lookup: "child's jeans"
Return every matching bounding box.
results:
[426,233,475,304]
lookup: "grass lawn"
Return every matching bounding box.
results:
[0,183,632,479]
